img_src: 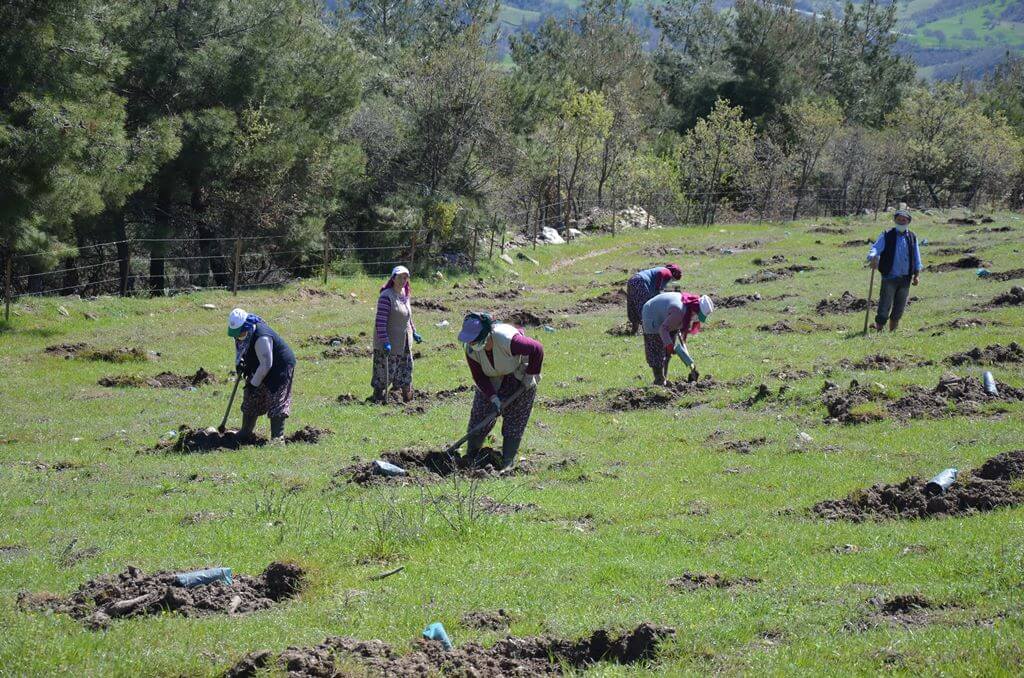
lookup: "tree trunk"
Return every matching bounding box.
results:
[115,212,130,296]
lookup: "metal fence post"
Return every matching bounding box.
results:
[232,237,241,296]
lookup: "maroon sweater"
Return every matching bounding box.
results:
[466,333,544,398]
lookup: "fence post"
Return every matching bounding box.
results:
[500,222,506,255]
[4,246,11,323]
[410,228,418,270]
[322,227,329,286]
[489,215,496,259]
[232,237,241,296]
[610,185,617,237]
[471,221,479,271]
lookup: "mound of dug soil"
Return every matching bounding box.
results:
[548,378,718,412]
[504,310,553,327]
[564,288,627,313]
[946,343,1024,366]
[19,562,304,630]
[809,225,849,235]
[45,343,150,362]
[412,298,452,312]
[823,374,1024,423]
[462,609,514,630]
[839,355,906,372]
[735,265,814,285]
[98,368,218,389]
[816,291,869,314]
[758,321,802,334]
[922,317,989,333]
[341,447,532,485]
[986,286,1024,307]
[153,426,330,453]
[986,268,1024,282]
[606,322,635,336]
[716,293,762,308]
[840,238,873,247]
[668,572,760,591]
[225,622,675,678]
[354,384,472,413]
[720,438,767,454]
[926,255,986,272]
[811,451,1024,522]
[852,594,951,629]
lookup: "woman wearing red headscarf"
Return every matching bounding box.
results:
[640,292,714,385]
[626,264,682,334]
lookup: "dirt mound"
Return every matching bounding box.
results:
[716,293,762,308]
[565,288,627,313]
[857,594,950,629]
[986,286,1024,307]
[823,374,1024,424]
[322,343,374,359]
[927,255,986,272]
[341,447,533,484]
[736,268,792,284]
[948,217,978,225]
[462,609,514,630]
[606,322,635,336]
[816,291,869,314]
[304,334,359,347]
[477,496,537,515]
[720,438,767,454]
[548,378,717,412]
[225,622,675,678]
[974,450,1024,481]
[839,355,906,371]
[927,317,989,332]
[412,298,451,312]
[668,572,760,591]
[811,450,1024,522]
[946,343,1024,366]
[758,321,801,334]
[808,225,848,234]
[840,238,873,247]
[966,225,1013,233]
[153,426,330,453]
[357,384,472,413]
[504,310,553,327]
[99,368,218,389]
[987,268,1024,282]
[752,255,787,265]
[45,343,150,362]
[19,561,304,630]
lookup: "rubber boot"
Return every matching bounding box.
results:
[270,416,286,440]
[500,436,522,470]
[630,322,639,335]
[372,387,386,404]
[237,412,258,442]
[402,386,413,403]
[652,364,666,386]
[465,433,488,467]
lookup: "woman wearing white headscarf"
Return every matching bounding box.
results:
[371,265,422,402]
[227,308,296,440]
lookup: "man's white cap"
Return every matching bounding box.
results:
[228,308,248,330]
[699,295,714,318]
[391,265,410,276]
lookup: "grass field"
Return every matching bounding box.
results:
[1,210,1023,676]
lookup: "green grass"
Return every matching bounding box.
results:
[2,209,1024,675]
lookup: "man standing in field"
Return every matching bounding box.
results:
[867,209,922,332]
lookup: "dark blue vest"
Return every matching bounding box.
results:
[240,322,295,391]
[878,228,917,277]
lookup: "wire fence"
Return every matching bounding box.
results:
[0,181,993,318]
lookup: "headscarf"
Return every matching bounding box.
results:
[458,312,494,347]
[231,312,263,364]
[680,293,703,337]
[665,263,682,280]
[381,265,411,298]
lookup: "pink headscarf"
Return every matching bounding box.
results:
[681,292,702,336]
[665,263,682,280]
[380,265,411,298]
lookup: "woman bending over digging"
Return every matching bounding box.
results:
[458,312,544,469]
[626,263,682,334]
[227,308,297,441]
[641,292,714,385]
[371,265,422,403]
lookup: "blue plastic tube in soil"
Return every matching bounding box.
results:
[983,371,998,396]
[924,469,958,496]
[175,567,233,588]
[423,622,453,650]
[373,460,407,477]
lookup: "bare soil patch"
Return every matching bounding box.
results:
[151,425,330,453]
[546,378,718,412]
[921,317,990,333]
[752,255,787,265]
[606,322,635,336]
[340,447,534,485]
[98,368,218,389]
[462,609,515,630]
[345,384,472,413]
[503,309,553,327]
[668,572,760,591]
[926,255,987,272]
[808,225,849,234]
[859,594,949,629]
[758,321,802,334]
[822,374,1024,424]
[19,562,304,630]
[987,267,1024,282]
[716,293,762,308]
[564,288,627,313]
[946,343,1024,366]
[840,238,873,247]
[965,225,1013,234]
[720,438,767,454]
[477,496,538,515]
[816,291,869,314]
[45,343,150,362]
[984,286,1024,308]
[412,298,451,312]
[735,265,814,285]
[811,451,1024,522]
[225,622,675,677]
[838,355,907,372]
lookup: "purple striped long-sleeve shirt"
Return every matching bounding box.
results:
[375,294,416,344]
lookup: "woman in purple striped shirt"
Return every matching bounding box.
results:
[371,266,422,403]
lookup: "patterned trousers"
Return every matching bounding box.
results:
[467,376,536,441]
[241,366,294,418]
[627,276,654,327]
[371,346,414,390]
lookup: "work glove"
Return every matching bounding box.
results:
[525,373,541,390]
[664,344,675,356]
[413,331,423,344]
[383,342,392,354]
[489,395,502,413]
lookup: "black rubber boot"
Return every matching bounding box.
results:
[237,413,258,441]
[372,387,386,404]
[270,416,286,440]
[465,433,488,467]
[652,365,665,386]
[500,436,522,469]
